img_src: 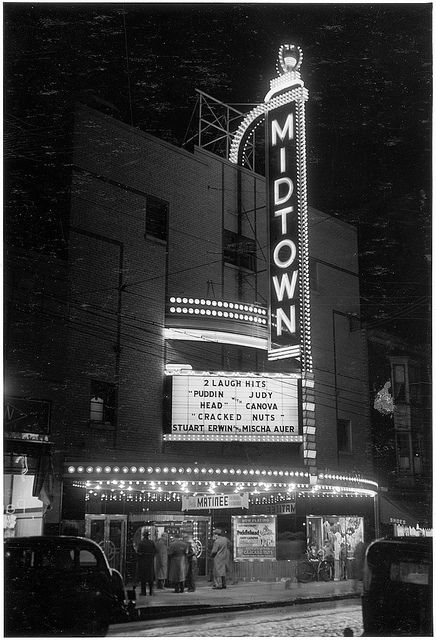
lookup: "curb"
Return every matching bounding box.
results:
[133,591,361,622]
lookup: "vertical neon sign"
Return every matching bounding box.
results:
[229,44,312,373]
[267,102,300,359]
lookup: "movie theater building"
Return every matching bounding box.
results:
[6,46,377,581]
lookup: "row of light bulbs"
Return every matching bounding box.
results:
[75,480,304,491]
[162,434,303,443]
[67,464,376,488]
[169,305,268,324]
[67,465,310,478]
[169,297,267,316]
[76,480,375,499]
[84,490,373,501]
[233,85,308,163]
[229,103,266,163]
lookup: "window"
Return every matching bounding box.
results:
[408,365,422,405]
[310,258,319,291]
[390,561,429,585]
[392,364,407,403]
[79,549,98,567]
[223,229,257,272]
[90,381,117,425]
[146,196,168,242]
[337,419,352,454]
[396,432,412,471]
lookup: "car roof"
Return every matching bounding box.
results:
[370,536,432,546]
[367,536,432,558]
[5,536,103,550]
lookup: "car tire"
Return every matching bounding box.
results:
[81,618,109,637]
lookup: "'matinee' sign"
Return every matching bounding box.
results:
[182,493,249,511]
[267,103,300,360]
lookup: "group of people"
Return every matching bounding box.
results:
[135,529,197,595]
[308,521,368,583]
[135,527,235,596]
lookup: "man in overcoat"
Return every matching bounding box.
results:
[154,534,168,589]
[168,534,188,593]
[211,529,229,589]
[136,529,156,596]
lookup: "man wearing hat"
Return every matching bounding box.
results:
[135,528,157,596]
[210,529,229,589]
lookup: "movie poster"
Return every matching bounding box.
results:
[232,514,276,561]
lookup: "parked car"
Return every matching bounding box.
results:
[4,535,133,636]
[362,536,432,636]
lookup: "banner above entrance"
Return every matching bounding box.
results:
[182,492,249,511]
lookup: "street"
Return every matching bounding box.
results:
[108,600,363,637]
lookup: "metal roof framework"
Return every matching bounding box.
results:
[184,90,258,171]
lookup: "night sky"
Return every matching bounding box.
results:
[4,2,432,344]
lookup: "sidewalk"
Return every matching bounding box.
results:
[128,578,362,621]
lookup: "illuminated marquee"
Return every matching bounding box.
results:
[168,373,302,442]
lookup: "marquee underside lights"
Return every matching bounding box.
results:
[165,297,272,350]
[81,482,375,508]
[165,370,302,379]
[163,328,268,350]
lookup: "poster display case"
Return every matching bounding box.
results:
[232,514,277,561]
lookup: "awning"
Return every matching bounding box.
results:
[379,494,429,528]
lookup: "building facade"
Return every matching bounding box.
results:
[367,328,431,535]
[5,99,376,580]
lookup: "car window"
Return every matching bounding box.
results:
[79,549,98,566]
[5,548,35,570]
[40,548,74,569]
[390,560,430,585]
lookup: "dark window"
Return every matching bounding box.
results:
[146,196,168,242]
[337,419,352,453]
[392,364,407,403]
[223,229,256,271]
[408,365,422,405]
[310,259,319,291]
[396,433,411,471]
[90,381,117,425]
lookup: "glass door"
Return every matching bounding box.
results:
[85,514,127,575]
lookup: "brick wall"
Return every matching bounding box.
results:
[67,105,372,476]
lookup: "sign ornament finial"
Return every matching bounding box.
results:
[277,44,303,75]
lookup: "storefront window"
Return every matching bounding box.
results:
[306,515,365,561]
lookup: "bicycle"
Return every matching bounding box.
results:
[296,551,333,583]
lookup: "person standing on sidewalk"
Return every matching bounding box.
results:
[352,538,367,591]
[333,526,343,581]
[168,534,188,593]
[185,537,198,592]
[154,534,168,589]
[136,529,157,596]
[224,530,236,585]
[211,529,229,589]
